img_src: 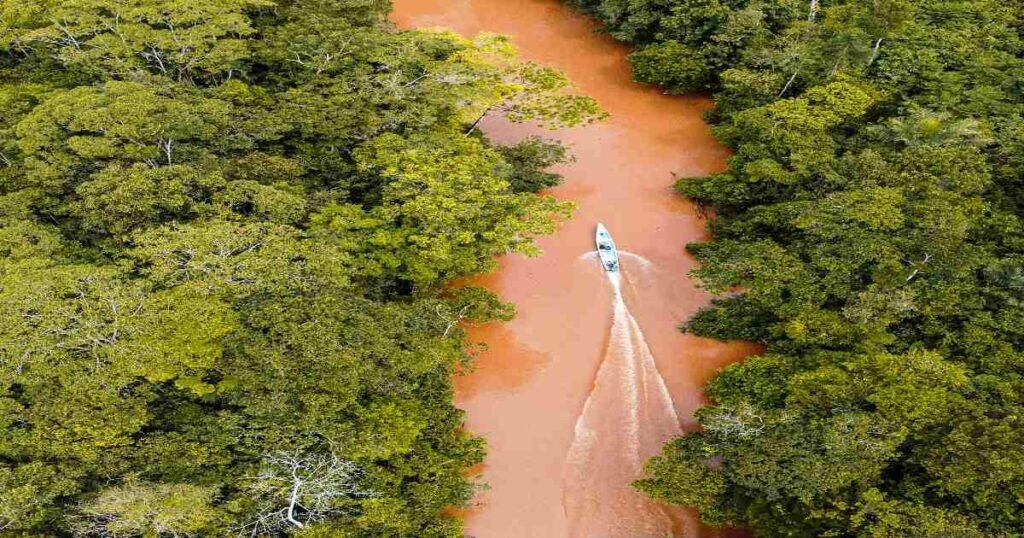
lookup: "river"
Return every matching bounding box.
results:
[391,1,757,536]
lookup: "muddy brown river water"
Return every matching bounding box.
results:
[391,1,758,536]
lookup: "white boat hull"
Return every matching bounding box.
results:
[595,223,619,272]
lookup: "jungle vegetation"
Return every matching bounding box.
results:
[568,0,1024,535]
[0,0,603,535]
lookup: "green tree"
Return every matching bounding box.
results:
[629,41,711,92]
[497,136,572,193]
[75,479,223,537]
[8,0,272,82]
[0,0,598,535]
[314,130,572,290]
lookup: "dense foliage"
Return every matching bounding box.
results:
[0,1,601,535]
[570,0,1024,535]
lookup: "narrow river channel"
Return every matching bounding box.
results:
[391,1,759,536]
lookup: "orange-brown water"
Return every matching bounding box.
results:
[391,1,758,536]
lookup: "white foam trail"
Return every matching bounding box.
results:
[577,250,656,295]
[619,251,656,273]
[576,250,654,270]
[563,266,683,537]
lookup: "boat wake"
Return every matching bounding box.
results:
[619,251,656,273]
[578,250,655,279]
[563,263,683,537]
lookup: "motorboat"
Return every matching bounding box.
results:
[595,223,619,272]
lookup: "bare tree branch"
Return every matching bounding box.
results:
[237,451,375,536]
